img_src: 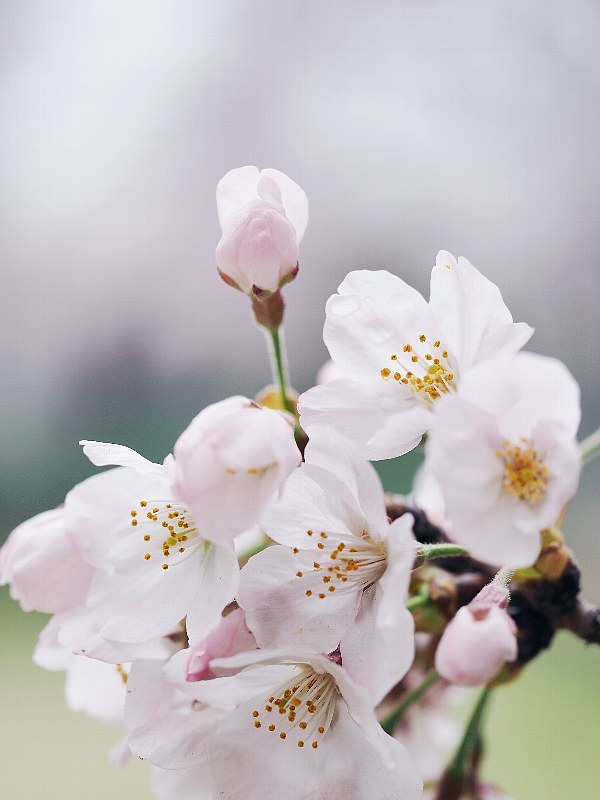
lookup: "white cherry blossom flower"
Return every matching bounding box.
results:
[299,251,533,459]
[76,396,299,648]
[425,352,581,567]
[216,165,308,295]
[205,647,423,800]
[237,428,416,703]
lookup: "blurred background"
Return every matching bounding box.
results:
[2,1,599,797]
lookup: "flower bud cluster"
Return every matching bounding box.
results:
[0,168,589,800]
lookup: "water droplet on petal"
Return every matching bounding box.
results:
[329,294,360,317]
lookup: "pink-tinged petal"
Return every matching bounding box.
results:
[261,168,309,241]
[324,270,436,382]
[166,649,294,708]
[216,166,261,228]
[435,604,517,687]
[0,508,93,614]
[429,251,533,370]
[185,544,240,645]
[151,765,212,800]
[216,201,299,295]
[367,406,433,460]
[237,545,360,653]
[79,440,163,475]
[186,607,256,681]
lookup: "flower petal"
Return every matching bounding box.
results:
[429,251,533,370]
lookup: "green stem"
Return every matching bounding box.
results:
[268,328,294,415]
[406,594,432,612]
[380,671,440,735]
[580,426,600,463]
[417,543,469,560]
[447,686,493,779]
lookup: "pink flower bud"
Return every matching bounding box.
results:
[435,585,517,686]
[216,167,308,295]
[185,607,256,681]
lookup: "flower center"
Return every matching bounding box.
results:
[294,530,387,599]
[250,666,338,749]
[130,500,206,571]
[380,334,456,406]
[496,439,548,504]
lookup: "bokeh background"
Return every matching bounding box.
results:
[2,1,600,797]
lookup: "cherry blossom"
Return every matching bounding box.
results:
[299,251,532,459]
[76,396,299,648]
[206,648,423,800]
[237,428,416,702]
[424,352,581,567]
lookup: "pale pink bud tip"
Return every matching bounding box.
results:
[215,166,308,297]
[435,603,518,687]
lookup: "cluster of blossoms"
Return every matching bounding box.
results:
[2,166,598,800]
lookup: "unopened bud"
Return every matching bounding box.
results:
[216,166,308,298]
[435,582,517,687]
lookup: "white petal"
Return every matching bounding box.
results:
[89,550,209,643]
[429,252,533,370]
[304,425,389,533]
[299,379,406,461]
[260,464,355,548]
[65,655,127,726]
[185,544,239,645]
[64,466,171,569]
[340,583,415,706]
[495,353,581,440]
[151,765,212,800]
[261,168,309,241]
[79,440,163,475]
[216,166,260,228]
[324,270,435,381]
[367,406,433,460]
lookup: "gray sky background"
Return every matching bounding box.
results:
[2,2,600,581]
